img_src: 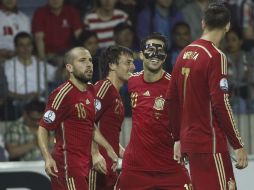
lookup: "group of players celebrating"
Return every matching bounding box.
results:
[37,2,248,190]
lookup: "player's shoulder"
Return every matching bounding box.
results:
[94,79,113,99]
[48,81,73,110]
[129,70,144,80]
[187,39,224,59]
[49,81,73,99]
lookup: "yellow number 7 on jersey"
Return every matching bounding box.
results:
[181,67,190,102]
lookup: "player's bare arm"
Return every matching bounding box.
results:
[93,127,118,170]
[37,126,58,177]
[91,140,107,174]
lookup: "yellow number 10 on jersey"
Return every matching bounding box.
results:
[181,67,190,102]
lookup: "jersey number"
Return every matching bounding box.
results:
[131,92,138,108]
[181,67,190,101]
[75,103,86,119]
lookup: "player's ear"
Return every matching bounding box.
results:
[109,62,116,71]
[66,63,73,73]
[139,51,144,61]
[201,19,205,30]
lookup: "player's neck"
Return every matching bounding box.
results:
[201,29,224,47]
[143,69,164,83]
[69,77,87,92]
[106,74,123,91]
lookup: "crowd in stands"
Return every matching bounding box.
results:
[0,0,254,161]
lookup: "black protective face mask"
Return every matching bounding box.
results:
[143,43,167,60]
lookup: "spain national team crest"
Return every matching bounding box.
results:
[153,97,165,110]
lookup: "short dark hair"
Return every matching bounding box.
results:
[14,32,33,46]
[172,21,191,34]
[99,45,133,78]
[63,47,87,66]
[140,32,168,52]
[203,2,231,30]
[24,99,45,114]
[77,30,97,46]
[113,22,134,35]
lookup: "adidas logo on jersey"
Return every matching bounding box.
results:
[143,90,150,96]
[86,99,90,104]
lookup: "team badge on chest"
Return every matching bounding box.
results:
[153,97,165,110]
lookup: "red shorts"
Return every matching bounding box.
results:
[116,165,191,190]
[51,176,88,190]
[187,152,236,190]
[88,169,118,190]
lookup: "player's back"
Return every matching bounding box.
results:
[123,71,179,172]
[172,39,229,153]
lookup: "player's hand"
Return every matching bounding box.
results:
[106,147,118,171]
[234,148,248,169]
[173,140,182,164]
[45,156,58,177]
[92,152,107,174]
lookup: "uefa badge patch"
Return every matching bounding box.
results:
[43,110,56,123]
[95,99,101,112]
[220,78,229,92]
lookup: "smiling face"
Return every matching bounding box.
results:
[111,53,135,82]
[141,39,167,73]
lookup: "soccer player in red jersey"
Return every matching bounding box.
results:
[37,47,118,190]
[89,45,135,190]
[117,33,191,190]
[167,2,248,190]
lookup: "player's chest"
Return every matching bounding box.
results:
[130,88,167,112]
[68,96,95,121]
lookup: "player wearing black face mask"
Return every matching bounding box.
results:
[139,33,168,73]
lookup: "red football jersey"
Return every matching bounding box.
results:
[167,39,244,153]
[39,80,95,177]
[94,79,124,174]
[122,71,179,171]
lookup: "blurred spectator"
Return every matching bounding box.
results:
[116,0,144,27]
[77,30,101,83]
[0,0,30,62]
[225,28,253,113]
[181,0,209,40]
[0,63,11,120]
[166,21,191,72]
[84,0,129,48]
[136,0,183,47]
[114,22,142,71]
[226,0,254,52]
[32,0,82,60]
[4,32,56,118]
[65,0,91,18]
[16,0,46,19]
[5,100,46,161]
[0,134,8,161]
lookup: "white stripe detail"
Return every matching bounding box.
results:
[61,122,68,180]
[188,44,212,58]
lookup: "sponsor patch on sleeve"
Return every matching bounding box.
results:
[43,110,56,123]
[95,99,101,112]
[219,78,228,92]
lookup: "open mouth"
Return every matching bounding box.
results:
[150,58,159,64]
